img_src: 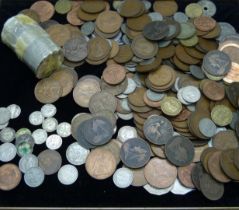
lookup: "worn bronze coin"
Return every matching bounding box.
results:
[165,135,195,166]
[102,64,126,85]
[34,78,63,104]
[143,21,169,41]
[119,0,144,18]
[30,1,55,22]
[144,157,177,188]
[85,148,116,180]
[175,45,201,65]
[0,164,21,191]
[201,80,225,101]
[113,45,134,64]
[153,1,178,17]
[120,138,151,169]
[81,0,106,14]
[194,16,216,32]
[178,163,196,188]
[191,163,204,191]
[131,168,148,187]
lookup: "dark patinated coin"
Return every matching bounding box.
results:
[165,135,194,166]
[191,163,204,191]
[143,21,169,41]
[76,120,96,149]
[225,83,239,108]
[190,65,205,80]
[199,172,224,201]
[143,115,173,145]
[202,50,231,76]
[63,36,88,62]
[120,138,151,169]
[82,117,114,146]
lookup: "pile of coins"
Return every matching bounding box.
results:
[1,0,239,202]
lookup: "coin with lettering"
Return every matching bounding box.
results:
[120,138,151,169]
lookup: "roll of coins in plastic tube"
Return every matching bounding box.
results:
[1,14,63,79]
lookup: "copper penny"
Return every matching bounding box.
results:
[178,163,196,188]
[113,45,134,64]
[151,145,166,159]
[144,157,177,188]
[128,87,147,107]
[30,1,55,22]
[34,78,63,104]
[67,6,84,26]
[0,164,21,191]
[102,64,126,85]
[200,147,218,173]
[208,150,231,183]
[194,16,216,32]
[202,80,225,101]
[85,148,116,180]
[131,168,148,187]
[153,0,178,17]
[80,0,106,14]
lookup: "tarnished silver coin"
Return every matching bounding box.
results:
[117,112,133,121]
[57,164,78,185]
[24,167,45,188]
[66,142,90,166]
[146,89,165,102]
[40,104,57,118]
[190,65,205,80]
[0,107,11,125]
[46,134,62,150]
[171,179,194,195]
[113,167,133,189]
[217,22,236,42]
[29,111,44,126]
[7,104,21,119]
[32,129,48,145]
[19,154,38,173]
[199,118,217,138]
[143,115,174,145]
[181,86,201,103]
[0,127,15,143]
[0,143,17,162]
[38,149,62,175]
[56,122,71,138]
[123,78,137,95]
[198,0,216,17]
[81,21,95,36]
[117,126,137,143]
[42,117,58,132]
[148,12,163,21]
[173,12,189,23]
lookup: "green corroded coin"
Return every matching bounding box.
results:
[180,35,199,47]
[55,0,72,15]
[16,128,31,138]
[17,142,33,157]
[177,22,196,40]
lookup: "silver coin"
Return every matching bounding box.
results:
[0,142,17,162]
[148,12,163,21]
[158,40,172,48]
[181,86,201,103]
[146,89,165,102]
[122,35,130,45]
[0,127,15,143]
[42,117,58,132]
[190,65,205,80]
[113,167,133,188]
[217,22,237,42]
[117,93,128,99]
[173,12,189,23]
[120,23,127,34]
[117,113,133,121]
[40,104,57,118]
[24,167,45,188]
[32,129,48,145]
[29,111,44,126]
[199,118,217,138]
[7,104,21,119]
[57,164,78,185]
[19,154,38,173]
[113,0,123,10]
[117,126,137,143]
[142,0,151,10]
[208,139,213,147]
[46,134,62,150]
[171,179,194,195]
[0,107,11,125]
[66,142,90,166]
[15,128,31,138]
[0,122,9,130]
[123,78,137,95]
[81,21,95,36]
[198,0,216,17]
[56,122,71,138]
[187,105,196,112]
[144,184,174,196]
[177,88,191,105]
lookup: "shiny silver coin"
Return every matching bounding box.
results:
[0,127,15,143]
[24,167,45,188]
[171,179,194,195]
[57,164,78,185]
[7,104,21,119]
[117,126,137,143]
[144,184,174,196]
[19,154,39,173]
[146,89,165,102]
[66,142,90,166]
[0,107,11,125]
[0,122,9,130]
[40,104,57,118]
[148,12,163,21]
[113,167,133,189]
[42,117,58,132]
[123,78,137,95]
[32,129,48,145]
[198,0,216,17]
[46,134,62,150]
[199,118,217,138]
[29,111,44,126]
[56,122,71,138]
[0,142,17,162]
[181,86,201,103]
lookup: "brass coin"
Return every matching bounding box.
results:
[184,46,205,60]
[151,145,166,159]
[34,78,63,104]
[193,144,208,163]
[136,56,162,73]
[185,3,203,18]
[55,0,72,15]
[77,7,99,21]
[158,45,176,59]
[161,97,182,116]
[81,1,106,14]
[200,147,218,173]
[211,105,233,127]
[0,164,21,191]
[198,37,218,52]
[113,45,134,64]
[67,6,84,26]
[153,0,178,17]
[175,45,201,65]
[180,35,199,47]
[85,148,116,180]
[126,14,151,32]
[109,40,120,59]
[119,0,144,18]
[173,55,190,72]
[128,87,147,107]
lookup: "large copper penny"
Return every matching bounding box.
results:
[178,163,196,188]
[201,80,225,101]
[0,164,21,191]
[85,148,116,180]
[144,157,177,188]
[102,64,126,85]
[194,16,216,32]
[30,1,55,22]
[34,78,63,104]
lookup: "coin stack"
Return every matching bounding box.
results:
[1,0,239,202]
